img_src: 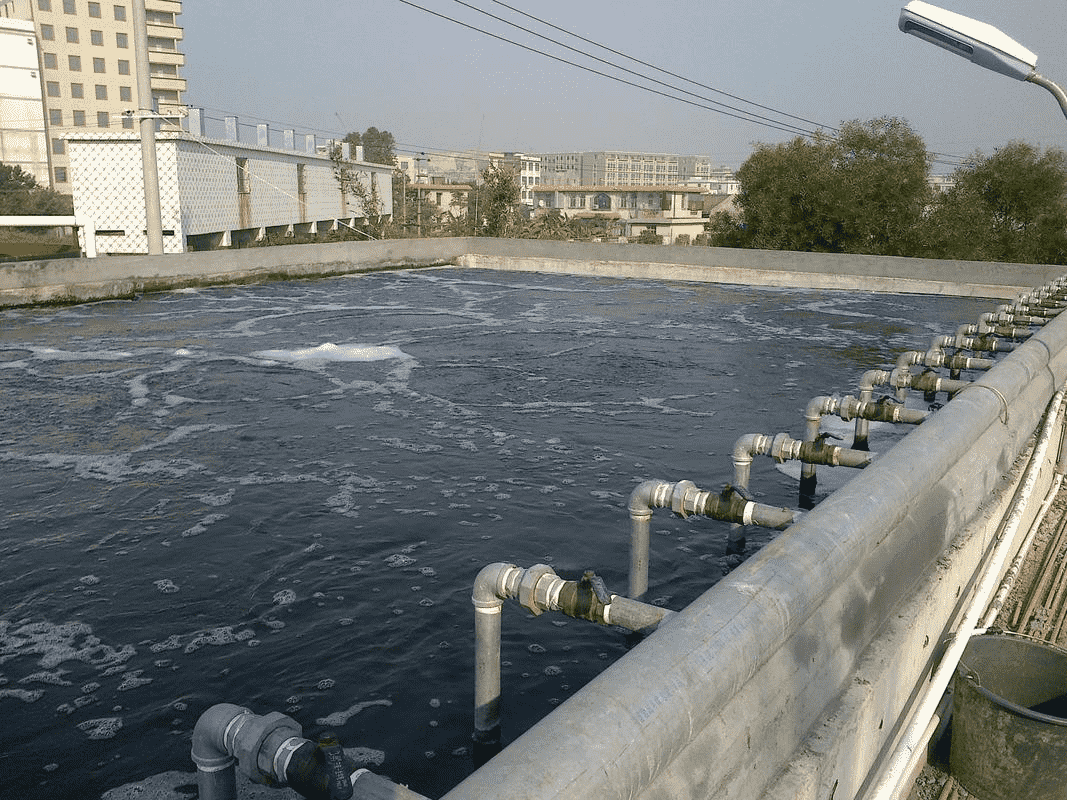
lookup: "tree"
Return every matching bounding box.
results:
[0,163,72,216]
[709,117,931,256]
[922,142,1067,265]
[329,144,386,239]
[342,128,397,167]
[474,163,521,237]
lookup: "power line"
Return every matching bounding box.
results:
[447,0,822,138]
[393,0,819,139]
[482,0,834,134]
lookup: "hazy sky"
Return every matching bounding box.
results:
[180,1,1067,170]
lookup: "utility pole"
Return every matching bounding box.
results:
[415,154,429,238]
[132,0,163,254]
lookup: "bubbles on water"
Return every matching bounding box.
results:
[196,489,235,507]
[314,698,392,726]
[0,620,135,671]
[316,678,335,691]
[0,688,44,702]
[79,575,100,586]
[419,567,437,577]
[117,670,152,691]
[418,598,435,608]
[76,717,122,740]
[154,579,179,594]
[527,643,546,654]
[180,513,228,538]
[385,554,416,568]
[20,670,72,686]
[273,589,297,606]
[429,698,441,708]
[543,665,562,676]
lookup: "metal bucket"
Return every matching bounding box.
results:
[950,632,1067,800]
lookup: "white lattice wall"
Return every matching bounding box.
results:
[67,131,393,254]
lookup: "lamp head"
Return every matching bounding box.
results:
[899,1,1037,81]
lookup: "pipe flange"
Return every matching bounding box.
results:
[233,711,302,785]
[671,480,696,518]
[517,564,556,616]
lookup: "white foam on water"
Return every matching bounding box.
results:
[315,698,393,727]
[253,342,412,363]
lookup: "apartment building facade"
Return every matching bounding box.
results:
[0,17,48,184]
[0,0,184,191]
[537,151,714,188]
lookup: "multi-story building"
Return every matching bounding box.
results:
[488,151,541,206]
[0,0,185,192]
[537,151,714,188]
[0,17,48,184]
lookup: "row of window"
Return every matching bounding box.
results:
[37,0,127,20]
[43,52,130,73]
[48,107,134,128]
[40,26,128,46]
[45,81,131,101]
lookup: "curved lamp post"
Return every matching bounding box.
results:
[899,0,1067,121]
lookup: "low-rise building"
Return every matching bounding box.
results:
[67,130,393,253]
[532,184,707,244]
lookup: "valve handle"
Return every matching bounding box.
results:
[317,732,353,800]
[582,570,611,605]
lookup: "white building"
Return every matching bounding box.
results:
[0,17,49,184]
[532,184,707,244]
[67,130,393,253]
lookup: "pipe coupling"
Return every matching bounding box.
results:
[517,564,560,616]
[232,710,303,786]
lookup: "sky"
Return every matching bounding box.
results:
[179,1,1067,171]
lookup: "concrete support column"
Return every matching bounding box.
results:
[225,116,239,142]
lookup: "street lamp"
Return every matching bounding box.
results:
[899,0,1067,120]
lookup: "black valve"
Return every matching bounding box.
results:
[558,570,612,622]
[285,731,355,800]
[318,732,354,800]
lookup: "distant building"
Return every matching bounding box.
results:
[929,174,956,193]
[532,184,707,244]
[488,152,541,206]
[410,181,470,219]
[67,130,393,254]
[397,151,486,186]
[0,0,186,191]
[536,151,715,188]
[0,17,49,184]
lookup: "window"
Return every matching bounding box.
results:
[97,111,108,128]
[70,82,83,98]
[147,36,176,51]
[62,0,75,12]
[67,54,80,70]
[49,108,62,125]
[92,57,105,73]
[90,29,102,45]
[117,59,129,75]
[54,167,67,183]
[65,26,77,42]
[51,138,64,155]
[38,0,50,10]
[94,84,106,100]
[119,85,131,101]
[113,4,125,21]
[87,1,99,16]
[115,31,127,47]
[40,24,53,40]
[72,109,85,126]
[45,81,60,97]
[42,52,57,68]
[121,115,133,129]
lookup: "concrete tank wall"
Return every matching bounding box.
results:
[2,237,1065,306]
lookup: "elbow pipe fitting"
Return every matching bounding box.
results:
[472,562,521,610]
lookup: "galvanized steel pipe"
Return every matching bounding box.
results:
[472,562,673,752]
